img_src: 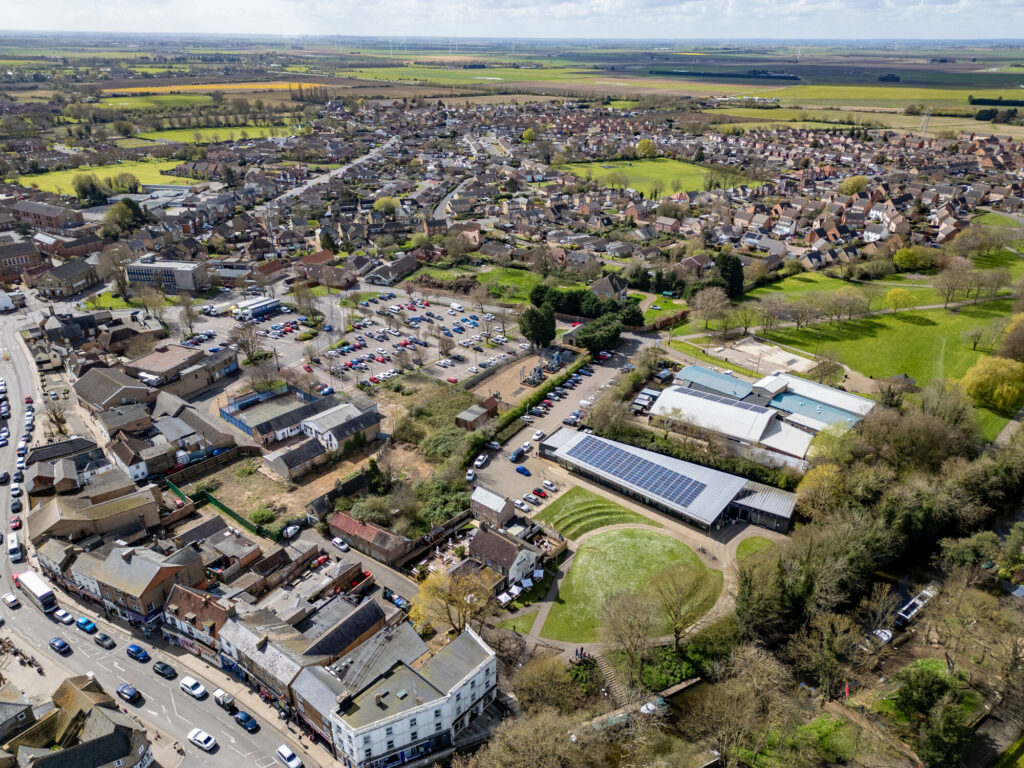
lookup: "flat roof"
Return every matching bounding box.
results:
[755,372,874,419]
[650,386,775,443]
[129,344,198,374]
[675,365,753,399]
[235,397,304,428]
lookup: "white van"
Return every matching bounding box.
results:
[7,533,20,563]
[450,302,463,312]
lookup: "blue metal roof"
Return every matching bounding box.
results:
[674,365,752,400]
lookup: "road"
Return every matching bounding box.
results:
[432,176,471,220]
[0,308,309,768]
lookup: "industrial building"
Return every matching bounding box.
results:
[539,429,796,532]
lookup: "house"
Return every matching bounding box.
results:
[9,200,85,231]
[35,259,100,299]
[0,682,34,742]
[366,253,418,286]
[328,627,496,768]
[423,218,448,236]
[95,404,152,436]
[454,397,498,431]
[262,439,327,480]
[160,585,236,666]
[327,511,414,565]
[469,485,515,529]
[0,240,44,280]
[654,216,681,233]
[590,273,629,303]
[468,526,539,590]
[73,367,154,412]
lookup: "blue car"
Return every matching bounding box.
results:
[76,616,97,633]
[49,637,70,654]
[126,644,150,662]
[234,711,259,732]
[515,465,532,477]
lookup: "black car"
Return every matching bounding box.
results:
[0,471,8,484]
[94,633,116,649]
[10,499,21,513]
[153,661,176,679]
[116,683,140,703]
[12,470,23,483]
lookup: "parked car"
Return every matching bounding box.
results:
[1,593,19,608]
[94,633,115,649]
[276,745,303,768]
[153,661,176,679]
[188,729,217,752]
[117,683,140,703]
[75,617,97,633]
[49,637,70,654]
[474,454,488,468]
[465,469,476,482]
[543,480,558,492]
[331,537,350,552]
[180,677,206,698]
[235,711,259,732]
[513,499,530,513]
[53,609,74,625]
[126,644,150,662]
[515,466,532,477]
[523,493,541,505]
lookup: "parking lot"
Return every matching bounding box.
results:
[468,354,622,509]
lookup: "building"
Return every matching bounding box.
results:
[0,241,44,280]
[751,371,874,432]
[327,512,415,565]
[26,475,164,544]
[467,526,539,590]
[125,257,206,294]
[221,391,342,446]
[329,627,496,768]
[454,397,498,431]
[161,585,236,667]
[589,274,629,302]
[8,200,84,231]
[300,401,383,452]
[469,486,514,529]
[124,343,239,398]
[0,683,34,742]
[35,259,100,298]
[649,386,813,462]
[72,367,154,412]
[1,675,152,768]
[539,429,796,532]
[366,253,418,286]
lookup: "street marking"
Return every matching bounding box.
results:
[146,709,160,716]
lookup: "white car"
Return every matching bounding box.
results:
[473,454,488,468]
[467,366,478,373]
[180,677,207,699]
[543,480,558,492]
[465,469,476,482]
[513,499,531,513]
[283,525,300,539]
[276,745,303,768]
[188,728,217,752]
[1,593,19,608]
[532,430,545,441]
[9,483,20,497]
[519,343,530,349]
[53,609,74,625]
[521,442,532,453]
[331,537,350,552]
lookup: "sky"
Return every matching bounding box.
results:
[3,0,1024,40]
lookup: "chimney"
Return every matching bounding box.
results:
[121,549,134,562]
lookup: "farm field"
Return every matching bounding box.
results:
[764,299,1015,440]
[101,81,302,94]
[752,83,1024,107]
[18,160,190,193]
[535,486,661,540]
[98,94,214,108]
[137,124,299,144]
[540,528,720,643]
[557,158,712,197]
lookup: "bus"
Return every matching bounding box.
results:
[7,533,20,563]
[13,571,57,613]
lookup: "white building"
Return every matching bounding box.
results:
[329,627,496,768]
[126,256,205,294]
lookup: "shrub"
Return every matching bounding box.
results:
[296,331,317,341]
[250,507,276,525]
[236,460,258,479]
[393,416,427,444]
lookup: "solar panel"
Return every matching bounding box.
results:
[675,387,769,415]
[566,435,707,509]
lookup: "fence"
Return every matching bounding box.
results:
[304,469,368,521]
[167,475,288,543]
[164,445,263,487]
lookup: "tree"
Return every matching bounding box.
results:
[512,656,576,714]
[796,463,846,520]
[97,242,132,299]
[636,138,656,158]
[757,295,788,333]
[373,197,398,217]
[715,252,745,299]
[436,333,455,356]
[882,287,916,311]
[44,398,70,435]
[690,286,729,329]
[137,286,165,320]
[519,304,556,349]
[574,314,622,356]
[319,228,337,254]
[837,175,868,195]
[962,356,1024,411]
[784,612,863,699]
[409,570,494,635]
[651,561,717,652]
[997,314,1024,361]
[452,708,605,768]
[917,695,972,768]
[600,589,658,687]
[230,324,265,364]
[178,293,199,337]
[934,259,973,307]
[893,246,938,271]
[291,282,317,317]
[835,285,869,320]
[520,127,535,143]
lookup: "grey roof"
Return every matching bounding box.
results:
[417,628,493,692]
[44,259,94,282]
[323,410,382,443]
[153,415,195,443]
[328,622,428,690]
[732,481,796,520]
[272,438,325,468]
[0,682,30,724]
[253,397,339,435]
[291,665,346,716]
[97,404,150,431]
[304,600,385,656]
[470,485,507,514]
[26,437,96,465]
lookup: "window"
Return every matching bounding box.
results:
[386,740,394,751]
[435,722,443,733]
[410,731,417,741]
[455,692,461,702]
[434,709,441,719]
[470,680,476,690]
[385,727,393,738]
[364,749,372,761]
[409,717,416,728]
[363,735,371,746]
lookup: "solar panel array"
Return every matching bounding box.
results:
[676,387,770,414]
[566,435,708,509]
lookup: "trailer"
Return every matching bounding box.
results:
[204,301,234,316]
[230,297,265,319]
[240,298,281,320]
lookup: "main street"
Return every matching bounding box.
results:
[0,309,316,768]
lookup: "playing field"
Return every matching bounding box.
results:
[137,124,299,144]
[557,158,712,197]
[535,486,661,540]
[18,160,190,194]
[540,528,720,643]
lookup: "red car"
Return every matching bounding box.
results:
[446,376,458,384]
[375,356,387,363]
[23,396,32,404]
[369,376,380,383]
[303,364,313,372]
[532,487,548,499]
[9,517,21,530]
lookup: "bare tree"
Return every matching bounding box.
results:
[757,295,788,333]
[436,333,455,357]
[934,258,973,308]
[44,399,70,435]
[230,324,265,364]
[962,326,985,351]
[600,589,658,687]
[690,286,729,330]
[137,286,166,321]
[97,242,133,299]
[731,303,759,336]
[178,293,199,337]
[650,561,716,653]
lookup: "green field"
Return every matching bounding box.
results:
[607,100,639,109]
[643,296,689,323]
[540,529,720,643]
[137,124,298,144]
[19,160,190,194]
[976,212,1021,228]
[557,158,712,197]
[495,611,539,634]
[476,267,585,304]
[754,84,1024,107]
[764,300,1015,440]
[736,536,775,561]
[536,486,661,540]
[746,271,943,307]
[99,94,214,108]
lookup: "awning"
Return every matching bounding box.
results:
[497,592,512,606]
[521,578,534,589]
[533,569,545,580]
[509,584,523,597]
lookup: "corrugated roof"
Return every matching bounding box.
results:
[650,386,775,443]
[675,365,752,399]
[470,485,506,514]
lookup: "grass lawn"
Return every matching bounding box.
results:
[752,84,1024,108]
[19,160,190,194]
[536,486,662,540]
[410,265,478,282]
[338,291,380,308]
[745,271,941,307]
[137,124,299,144]
[764,300,1016,440]
[972,248,1024,280]
[495,611,539,634]
[607,100,639,109]
[736,536,775,561]
[643,296,688,323]
[83,290,176,310]
[98,94,213,108]
[476,267,543,304]
[540,529,720,643]
[993,732,1024,768]
[556,158,714,198]
[976,212,1022,228]
[285,285,335,298]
